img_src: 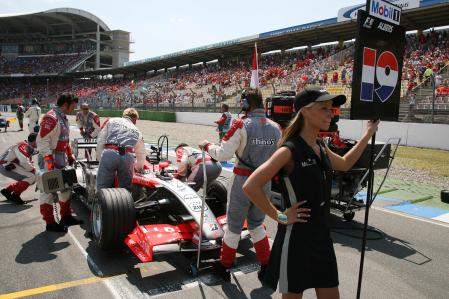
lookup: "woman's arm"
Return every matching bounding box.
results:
[327,120,379,172]
[243,147,310,224]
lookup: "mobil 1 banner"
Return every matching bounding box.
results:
[350,9,405,121]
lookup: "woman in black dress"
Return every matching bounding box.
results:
[243,88,379,299]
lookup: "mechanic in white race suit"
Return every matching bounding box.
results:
[0,133,38,204]
[37,94,82,233]
[76,103,101,139]
[175,143,222,191]
[24,98,41,133]
[199,88,282,281]
[96,108,145,190]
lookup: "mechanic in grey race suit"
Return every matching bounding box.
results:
[199,88,281,281]
[175,143,222,191]
[96,108,146,190]
[38,94,82,233]
[24,98,41,133]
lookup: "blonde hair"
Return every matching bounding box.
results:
[278,101,316,147]
[278,111,304,147]
[123,108,139,120]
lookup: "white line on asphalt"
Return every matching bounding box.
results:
[149,262,262,298]
[67,229,132,299]
[373,206,449,229]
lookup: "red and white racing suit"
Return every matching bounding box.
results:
[0,141,36,196]
[205,108,281,268]
[76,111,101,139]
[175,146,222,191]
[37,107,75,225]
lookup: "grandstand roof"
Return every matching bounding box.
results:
[0,7,110,36]
[70,0,449,76]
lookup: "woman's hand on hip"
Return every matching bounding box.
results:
[285,201,310,224]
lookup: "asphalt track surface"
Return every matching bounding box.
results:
[0,114,448,299]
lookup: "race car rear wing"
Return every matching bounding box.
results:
[71,138,97,159]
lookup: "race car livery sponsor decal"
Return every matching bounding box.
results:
[183,194,209,212]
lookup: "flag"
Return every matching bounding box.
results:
[250,43,259,88]
[129,80,135,90]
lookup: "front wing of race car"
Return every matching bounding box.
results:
[125,215,229,263]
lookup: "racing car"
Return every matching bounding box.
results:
[68,136,232,270]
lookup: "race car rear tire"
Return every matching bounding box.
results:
[206,178,228,217]
[92,188,136,250]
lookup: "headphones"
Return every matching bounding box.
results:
[241,89,250,112]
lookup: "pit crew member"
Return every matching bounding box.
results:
[0,133,38,204]
[96,108,145,190]
[199,88,281,281]
[37,94,82,233]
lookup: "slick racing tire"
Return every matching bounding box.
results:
[91,188,136,250]
[206,177,228,217]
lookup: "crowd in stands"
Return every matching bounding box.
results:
[1,29,448,110]
[403,30,449,93]
[0,52,93,75]
[0,78,72,104]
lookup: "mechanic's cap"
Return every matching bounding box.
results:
[294,88,346,111]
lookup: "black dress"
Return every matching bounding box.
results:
[264,136,338,294]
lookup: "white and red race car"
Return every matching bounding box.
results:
[65,136,242,274]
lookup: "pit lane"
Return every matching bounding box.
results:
[0,114,448,299]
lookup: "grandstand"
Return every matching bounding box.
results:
[1,1,449,122]
[0,8,131,104]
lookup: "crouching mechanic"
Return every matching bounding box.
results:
[0,133,38,204]
[38,94,83,233]
[175,143,222,191]
[96,108,145,190]
[199,88,281,281]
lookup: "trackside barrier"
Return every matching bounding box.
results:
[176,112,449,151]
[42,109,176,122]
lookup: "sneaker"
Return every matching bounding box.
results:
[59,216,84,227]
[1,188,13,201]
[258,264,267,281]
[213,261,231,282]
[46,222,68,233]
[9,193,25,205]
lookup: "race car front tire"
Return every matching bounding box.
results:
[92,188,136,250]
[206,178,228,217]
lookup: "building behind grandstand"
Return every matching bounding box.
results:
[0,8,131,74]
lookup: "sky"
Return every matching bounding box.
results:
[0,0,365,62]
